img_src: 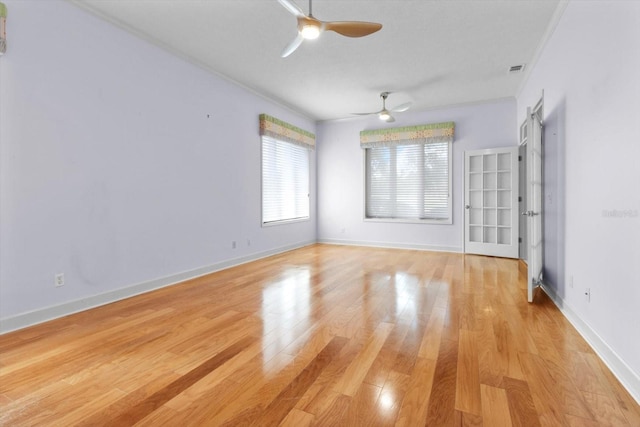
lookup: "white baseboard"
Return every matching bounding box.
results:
[0,240,315,334]
[318,238,461,254]
[541,283,640,405]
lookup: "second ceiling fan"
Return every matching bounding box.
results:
[278,0,382,58]
[354,92,412,123]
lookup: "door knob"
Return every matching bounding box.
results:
[465,205,471,209]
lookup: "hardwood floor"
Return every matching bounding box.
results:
[1,244,638,426]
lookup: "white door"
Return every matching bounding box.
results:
[464,147,519,258]
[524,107,543,302]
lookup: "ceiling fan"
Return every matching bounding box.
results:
[278,0,383,58]
[353,92,412,123]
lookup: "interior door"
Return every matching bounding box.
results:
[464,147,519,258]
[525,107,543,302]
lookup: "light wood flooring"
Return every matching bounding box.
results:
[1,244,639,426]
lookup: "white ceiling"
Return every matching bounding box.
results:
[72,0,563,121]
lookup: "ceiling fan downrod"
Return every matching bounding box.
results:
[381,92,390,107]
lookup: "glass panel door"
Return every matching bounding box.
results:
[464,147,519,258]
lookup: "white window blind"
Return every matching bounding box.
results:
[366,141,451,221]
[262,136,310,224]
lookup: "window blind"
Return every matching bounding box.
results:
[366,141,450,220]
[262,136,310,224]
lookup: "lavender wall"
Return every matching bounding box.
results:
[316,99,517,251]
[0,0,316,326]
[518,1,640,396]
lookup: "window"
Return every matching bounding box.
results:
[259,114,314,225]
[361,122,454,222]
[365,140,451,222]
[262,136,310,224]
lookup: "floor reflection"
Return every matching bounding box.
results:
[379,390,395,411]
[393,272,417,321]
[261,266,311,365]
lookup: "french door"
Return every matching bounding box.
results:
[464,147,519,258]
[523,106,543,302]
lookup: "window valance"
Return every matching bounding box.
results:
[360,121,455,148]
[1,2,7,55]
[259,114,315,149]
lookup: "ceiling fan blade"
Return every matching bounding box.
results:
[281,34,304,58]
[351,112,378,116]
[324,21,382,38]
[391,102,412,113]
[278,0,305,18]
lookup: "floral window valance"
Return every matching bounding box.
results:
[259,114,315,149]
[360,121,455,148]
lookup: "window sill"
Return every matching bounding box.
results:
[363,217,452,225]
[262,217,310,227]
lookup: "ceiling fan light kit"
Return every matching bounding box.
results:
[300,20,321,40]
[278,0,382,57]
[379,111,392,122]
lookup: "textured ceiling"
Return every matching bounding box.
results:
[72,0,563,121]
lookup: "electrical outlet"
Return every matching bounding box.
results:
[585,288,591,302]
[569,275,574,288]
[247,239,251,247]
[55,273,64,287]
[232,241,236,249]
